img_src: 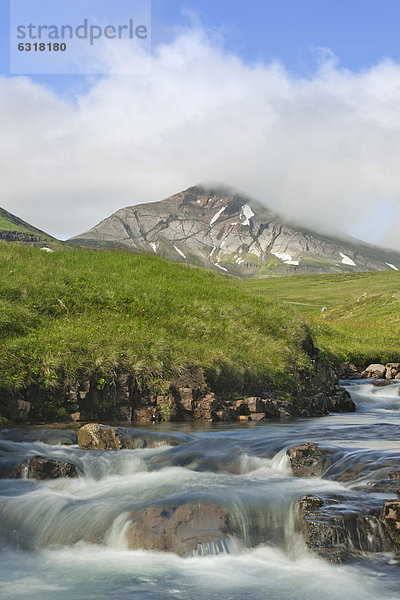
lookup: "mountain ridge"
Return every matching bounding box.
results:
[0,206,56,246]
[70,184,400,277]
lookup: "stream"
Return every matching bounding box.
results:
[1,381,400,600]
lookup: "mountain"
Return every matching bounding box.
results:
[0,207,56,247]
[70,185,400,277]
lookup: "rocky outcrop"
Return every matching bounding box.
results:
[17,455,77,479]
[361,363,400,380]
[287,443,332,478]
[382,501,400,550]
[338,362,362,379]
[0,206,56,246]
[292,448,400,562]
[125,502,231,555]
[2,364,354,425]
[69,184,400,278]
[297,495,391,562]
[1,336,353,425]
[77,423,134,450]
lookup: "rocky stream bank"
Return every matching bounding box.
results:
[1,339,356,425]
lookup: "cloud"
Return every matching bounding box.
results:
[1,28,400,250]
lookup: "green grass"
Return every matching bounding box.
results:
[0,243,311,396]
[244,271,400,365]
[0,215,32,233]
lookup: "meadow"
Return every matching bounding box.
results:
[244,271,400,365]
[0,243,309,399]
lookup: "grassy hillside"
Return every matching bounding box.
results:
[0,214,33,234]
[0,207,60,246]
[244,271,400,365]
[0,243,311,398]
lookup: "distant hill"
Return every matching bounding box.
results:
[70,184,400,277]
[0,207,57,246]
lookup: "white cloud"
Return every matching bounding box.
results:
[1,28,400,251]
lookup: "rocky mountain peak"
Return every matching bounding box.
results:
[70,184,400,278]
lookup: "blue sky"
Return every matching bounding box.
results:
[2,0,400,90]
[152,0,400,70]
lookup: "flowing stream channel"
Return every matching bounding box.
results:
[1,381,400,600]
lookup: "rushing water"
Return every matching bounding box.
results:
[1,381,400,600]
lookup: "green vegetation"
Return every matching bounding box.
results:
[0,243,311,398]
[244,271,400,365]
[0,215,32,233]
[2,241,398,423]
[0,207,59,245]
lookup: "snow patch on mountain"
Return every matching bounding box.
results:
[173,245,186,259]
[339,252,356,266]
[211,261,228,272]
[240,204,254,226]
[272,252,299,266]
[210,207,226,226]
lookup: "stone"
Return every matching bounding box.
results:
[298,495,391,562]
[338,362,362,379]
[382,501,400,548]
[17,399,30,421]
[287,442,327,477]
[77,423,133,450]
[213,409,232,422]
[363,364,386,378]
[386,363,400,377]
[133,407,156,423]
[18,455,77,479]
[249,412,265,422]
[327,393,356,412]
[193,393,215,421]
[126,502,231,555]
[246,397,266,413]
[177,387,194,412]
[372,380,395,387]
[264,399,292,420]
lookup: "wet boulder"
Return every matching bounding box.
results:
[77,423,133,450]
[298,494,391,563]
[326,391,355,412]
[382,501,400,549]
[363,469,400,493]
[372,380,396,387]
[129,430,193,449]
[287,442,330,477]
[18,455,77,479]
[126,502,231,555]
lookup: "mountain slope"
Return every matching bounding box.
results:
[0,207,56,246]
[70,185,400,277]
